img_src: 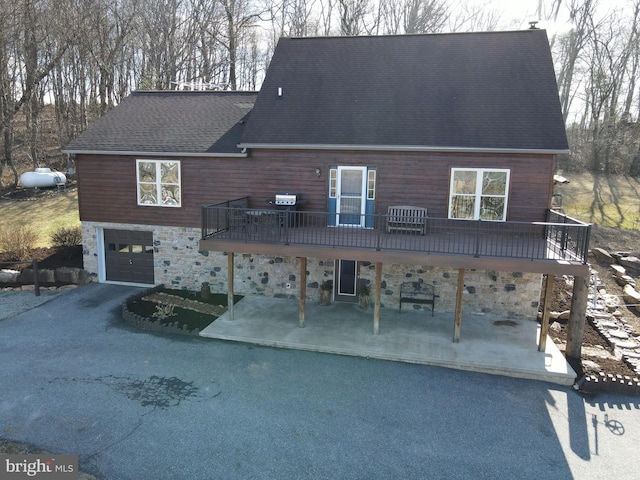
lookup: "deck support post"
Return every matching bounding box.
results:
[299,257,307,328]
[566,274,589,362]
[538,274,554,352]
[373,262,382,335]
[453,268,465,342]
[227,252,234,321]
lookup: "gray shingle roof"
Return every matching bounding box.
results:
[64,91,257,155]
[240,30,568,152]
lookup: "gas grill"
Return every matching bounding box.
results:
[269,193,304,226]
[274,193,298,206]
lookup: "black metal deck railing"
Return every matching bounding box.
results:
[201,199,591,264]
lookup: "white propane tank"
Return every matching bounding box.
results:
[19,168,67,188]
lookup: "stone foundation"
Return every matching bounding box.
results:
[82,222,542,318]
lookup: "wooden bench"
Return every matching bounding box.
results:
[386,206,427,234]
[399,281,438,316]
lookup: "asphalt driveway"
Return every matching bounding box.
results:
[0,283,639,479]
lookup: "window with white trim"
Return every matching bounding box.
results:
[136,159,181,207]
[367,169,376,200]
[329,168,337,198]
[448,168,510,221]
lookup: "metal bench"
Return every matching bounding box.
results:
[399,281,438,316]
[386,206,427,234]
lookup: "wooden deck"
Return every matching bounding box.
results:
[200,218,590,276]
[200,204,590,275]
[211,224,550,258]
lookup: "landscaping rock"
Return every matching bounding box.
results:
[619,255,640,272]
[17,268,55,284]
[0,269,19,283]
[55,267,89,285]
[622,284,640,312]
[611,264,626,277]
[592,247,614,262]
[609,330,630,340]
[615,274,636,288]
[611,339,640,349]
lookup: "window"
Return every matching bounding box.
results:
[449,168,509,221]
[367,169,376,200]
[136,159,181,207]
[329,168,337,198]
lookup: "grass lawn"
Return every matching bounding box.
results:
[0,189,80,248]
[556,172,640,229]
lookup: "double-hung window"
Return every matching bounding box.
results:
[449,168,510,221]
[136,159,181,207]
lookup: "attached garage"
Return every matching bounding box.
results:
[104,229,154,284]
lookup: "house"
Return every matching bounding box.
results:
[63,30,591,354]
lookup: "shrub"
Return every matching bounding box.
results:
[50,225,82,248]
[0,225,38,261]
[152,303,176,320]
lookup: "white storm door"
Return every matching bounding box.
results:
[336,166,367,227]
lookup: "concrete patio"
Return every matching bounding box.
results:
[200,296,576,386]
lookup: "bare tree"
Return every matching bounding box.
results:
[217,0,266,90]
[381,0,449,34]
[554,0,598,121]
[337,0,370,35]
[318,0,335,35]
[448,0,501,32]
[0,0,73,188]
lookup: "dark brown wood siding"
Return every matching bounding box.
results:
[76,149,554,227]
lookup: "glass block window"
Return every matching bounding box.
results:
[449,168,509,221]
[137,160,181,207]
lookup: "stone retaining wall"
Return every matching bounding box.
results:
[0,266,90,285]
[83,222,542,319]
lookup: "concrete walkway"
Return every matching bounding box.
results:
[200,296,576,385]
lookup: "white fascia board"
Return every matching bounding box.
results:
[236,143,570,155]
[61,149,248,158]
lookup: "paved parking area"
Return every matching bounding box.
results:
[0,287,65,321]
[0,283,639,479]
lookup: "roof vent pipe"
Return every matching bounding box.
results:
[277,87,283,97]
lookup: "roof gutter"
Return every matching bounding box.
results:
[236,143,570,155]
[60,149,249,158]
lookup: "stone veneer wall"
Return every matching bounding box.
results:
[83,222,542,318]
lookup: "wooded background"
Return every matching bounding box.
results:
[2,0,640,189]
